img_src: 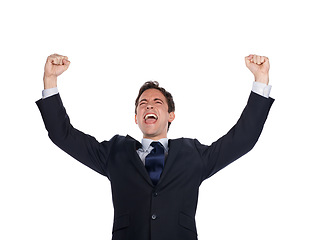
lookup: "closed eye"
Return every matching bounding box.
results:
[154,98,163,104]
[139,99,147,106]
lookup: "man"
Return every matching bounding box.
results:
[36,54,274,240]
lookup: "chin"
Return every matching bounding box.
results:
[139,124,166,139]
[143,131,158,138]
[141,129,158,138]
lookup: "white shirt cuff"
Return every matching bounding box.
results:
[42,87,59,99]
[252,82,272,98]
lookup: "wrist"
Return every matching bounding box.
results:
[43,75,57,89]
[254,74,269,85]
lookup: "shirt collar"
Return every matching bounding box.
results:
[141,138,168,152]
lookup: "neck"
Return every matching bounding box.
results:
[143,135,167,141]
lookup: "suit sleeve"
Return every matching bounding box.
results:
[195,91,274,182]
[36,94,114,177]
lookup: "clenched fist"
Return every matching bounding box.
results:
[245,54,270,85]
[43,54,70,89]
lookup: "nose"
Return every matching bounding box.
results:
[146,102,154,109]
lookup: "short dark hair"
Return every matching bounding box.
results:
[135,81,175,129]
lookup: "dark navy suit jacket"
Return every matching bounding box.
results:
[36,92,274,240]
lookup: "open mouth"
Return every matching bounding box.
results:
[144,113,158,124]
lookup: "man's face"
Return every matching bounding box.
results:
[135,88,175,140]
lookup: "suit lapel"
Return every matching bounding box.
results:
[125,135,154,187]
[157,138,182,187]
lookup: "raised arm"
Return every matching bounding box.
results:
[197,55,274,181]
[37,54,112,177]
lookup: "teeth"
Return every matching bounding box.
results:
[145,114,157,120]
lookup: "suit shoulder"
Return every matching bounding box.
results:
[100,134,126,144]
[170,137,199,148]
[100,134,141,147]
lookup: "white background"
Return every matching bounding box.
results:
[1,0,313,239]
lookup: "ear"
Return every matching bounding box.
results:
[135,114,138,124]
[168,112,175,123]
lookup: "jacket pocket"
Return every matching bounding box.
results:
[113,213,130,233]
[179,212,197,234]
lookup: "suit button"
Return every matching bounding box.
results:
[153,192,158,197]
[152,214,157,220]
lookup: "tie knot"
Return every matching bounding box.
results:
[150,142,165,154]
[150,141,164,153]
[151,141,163,148]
